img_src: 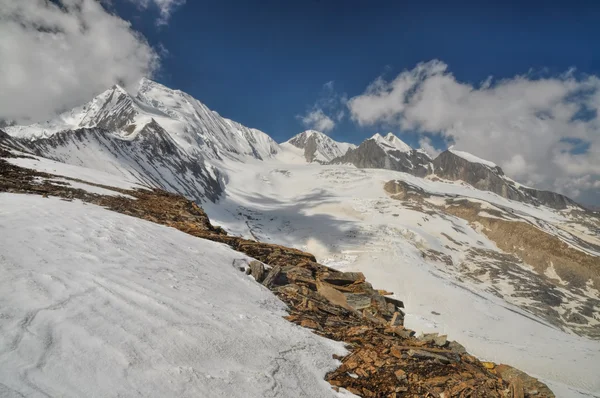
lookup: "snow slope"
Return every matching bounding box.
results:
[0,194,349,398]
[202,158,600,398]
[6,152,147,191]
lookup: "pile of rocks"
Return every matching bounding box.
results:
[241,260,551,397]
[0,149,555,397]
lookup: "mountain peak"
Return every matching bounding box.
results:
[284,130,355,163]
[370,132,412,153]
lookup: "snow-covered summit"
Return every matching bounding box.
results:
[448,146,498,168]
[330,132,432,176]
[6,78,280,162]
[283,130,356,163]
[370,132,412,153]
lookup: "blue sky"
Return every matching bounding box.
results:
[1,0,599,204]
[113,0,600,147]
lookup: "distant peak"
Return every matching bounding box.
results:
[137,77,173,94]
[370,132,412,153]
[301,130,325,138]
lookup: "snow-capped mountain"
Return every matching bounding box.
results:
[330,132,432,177]
[7,79,279,162]
[434,148,579,210]
[281,130,356,163]
[5,79,285,202]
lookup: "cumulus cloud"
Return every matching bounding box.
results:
[300,109,335,132]
[126,0,185,26]
[0,0,160,124]
[348,60,600,205]
[298,81,347,134]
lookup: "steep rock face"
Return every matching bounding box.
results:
[21,123,223,202]
[331,133,431,177]
[433,149,579,210]
[283,130,355,163]
[0,129,29,152]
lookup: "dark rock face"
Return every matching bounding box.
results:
[0,129,28,152]
[286,130,352,163]
[288,133,320,162]
[520,187,578,210]
[432,150,578,210]
[330,139,432,177]
[19,123,223,203]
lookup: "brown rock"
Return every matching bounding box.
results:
[261,265,282,288]
[390,312,403,327]
[300,318,321,330]
[383,295,405,309]
[394,369,407,382]
[248,260,265,282]
[316,280,353,311]
[320,271,365,286]
[511,379,525,398]
[344,293,373,310]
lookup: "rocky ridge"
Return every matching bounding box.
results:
[433,149,579,210]
[0,143,554,397]
[284,130,356,163]
[330,133,432,177]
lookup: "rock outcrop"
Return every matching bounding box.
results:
[330,133,432,177]
[432,149,579,210]
[283,130,356,163]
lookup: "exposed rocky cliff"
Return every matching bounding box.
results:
[433,149,579,210]
[14,123,224,202]
[330,133,432,177]
[283,130,355,163]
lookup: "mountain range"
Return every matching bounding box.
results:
[5,79,583,211]
[2,78,600,397]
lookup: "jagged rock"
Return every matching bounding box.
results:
[390,312,403,327]
[320,271,365,285]
[407,349,453,364]
[316,280,354,311]
[261,265,282,288]
[330,133,432,177]
[394,369,407,382]
[433,149,578,210]
[495,364,555,398]
[448,341,467,354]
[344,293,372,310]
[248,260,265,283]
[383,295,405,309]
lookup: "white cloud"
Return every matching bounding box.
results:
[298,81,347,134]
[126,0,185,26]
[348,60,600,205]
[0,0,160,124]
[418,136,442,158]
[300,109,335,133]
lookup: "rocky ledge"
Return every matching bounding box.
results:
[0,147,554,397]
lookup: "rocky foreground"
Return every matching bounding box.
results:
[0,147,554,397]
